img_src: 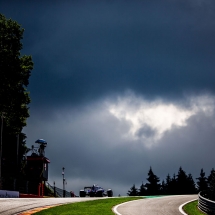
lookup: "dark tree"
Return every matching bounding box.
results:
[162,173,174,195]
[145,167,160,195]
[176,167,196,194]
[164,174,171,194]
[162,173,178,195]
[0,14,33,183]
[127,184,139,196]
[207,168,215,200]
[160,180,166,195]
[186,173,197,194]
[169,174,178,195]
[176,167,188,194]
[196,168,208,193]
[138,182,146,196]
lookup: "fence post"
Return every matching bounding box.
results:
[38,183,41,197]
[41,182,44,197]
[54,181,56,197]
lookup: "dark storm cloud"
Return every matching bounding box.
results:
[2,1,215,196]
[1,0,215,108]
[153,109,215,179]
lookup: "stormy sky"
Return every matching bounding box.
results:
[1,0,215,196]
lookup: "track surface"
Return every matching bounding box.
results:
[0,197,103,215]
[115,195,197,215]
[0,195,197,215]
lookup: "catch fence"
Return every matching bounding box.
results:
[45,182,71,197]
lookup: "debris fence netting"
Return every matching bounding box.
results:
[45,182,71,197]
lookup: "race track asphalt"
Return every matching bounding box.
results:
[115,195,198,215]
[0,195,198,215]
[0,197,102,215]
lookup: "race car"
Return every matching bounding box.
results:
[79,184,113,197]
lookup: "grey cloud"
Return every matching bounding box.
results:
[135,124,157,138]
[24,101,152,194]
[150,110,215,179]
[23,98,215,195]
[2,0,215,196]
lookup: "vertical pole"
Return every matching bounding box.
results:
[62,167,65,197]
[63,181,65,197]
[38,183,41,197]
[54,181,56,197]
[42,182,44,197]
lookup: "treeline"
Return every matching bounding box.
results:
[127,167,215,196]
[0,14,33,181]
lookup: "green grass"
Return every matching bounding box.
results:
[34,197,143,215]
[183,200,205,215]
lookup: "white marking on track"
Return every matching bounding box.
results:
[112,199,143,215]
[179,198,197,215]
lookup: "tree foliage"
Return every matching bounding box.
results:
[165,173,177,195]
[127,184,138,196]
[0,14,33,132]
[138,182,146,196]
[196,168,208,192]
[207,168,215,200]
[127,167,215,197]
[186,173,197,194]
[0,14,33,179]
[176,167,196,194]
[145,167,160,195]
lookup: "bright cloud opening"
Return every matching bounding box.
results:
[107,93,215,147]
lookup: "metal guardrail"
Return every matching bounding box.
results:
[198,191,215,214]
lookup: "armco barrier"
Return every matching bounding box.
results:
[198,191,215,214]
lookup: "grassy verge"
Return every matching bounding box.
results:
[34,197,143,215]
[183,200,205,215]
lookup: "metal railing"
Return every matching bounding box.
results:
[198,191,215,214]
[45,182,71,197]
